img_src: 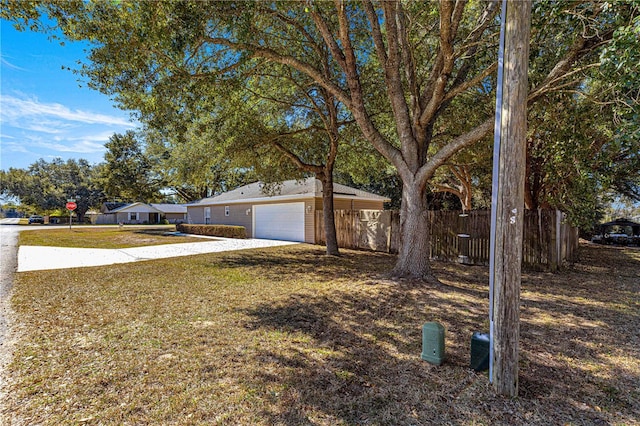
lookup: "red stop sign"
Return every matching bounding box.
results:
[66,202,77,211]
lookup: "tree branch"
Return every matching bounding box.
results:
[418,116,494,185]
[204,36,353,109]
[528,29,614,104]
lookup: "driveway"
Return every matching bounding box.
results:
[18,237,300,271]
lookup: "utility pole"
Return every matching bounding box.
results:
[489,0,532,397]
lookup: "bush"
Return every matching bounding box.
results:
[176,224,246,239]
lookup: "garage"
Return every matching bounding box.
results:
[253,202,305,242]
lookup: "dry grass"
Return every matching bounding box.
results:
[18,227,206,249]
[2,243,639,425]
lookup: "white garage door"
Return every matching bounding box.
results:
[254,203,305,242]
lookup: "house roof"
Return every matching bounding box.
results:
[150,204,187,214]
[111,202,162,214]
[102,202,128,212]
[599,218,640,228]
[190,178,390,206]
[109,203,188,214]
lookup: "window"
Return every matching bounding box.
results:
[129,212,138,221]
[204,207,211,224]
[224,206,230,217]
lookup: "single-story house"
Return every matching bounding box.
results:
[187,178,390,242]
[91,202,187,224]
[150,204,189,224]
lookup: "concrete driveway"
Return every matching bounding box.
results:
[18,237,299,272]
[0,223,299,272]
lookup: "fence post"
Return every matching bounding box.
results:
[548,210,559,271]
[556,210,562,267]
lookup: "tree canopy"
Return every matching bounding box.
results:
[99,130,165,203]
[0,158,103,219]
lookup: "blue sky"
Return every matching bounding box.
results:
[0,19,136,171]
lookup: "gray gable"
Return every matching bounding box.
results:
[192,178,389,206]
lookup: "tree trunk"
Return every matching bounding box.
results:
[391,181,434,280]
[319,173,340,256]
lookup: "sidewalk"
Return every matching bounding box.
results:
[18,237,300,272]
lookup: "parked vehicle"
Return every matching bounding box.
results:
[28,215,44,224]
[591,218,640,247]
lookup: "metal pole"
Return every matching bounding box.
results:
[489,0,508,384]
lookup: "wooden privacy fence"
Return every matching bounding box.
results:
[315,209,579,271]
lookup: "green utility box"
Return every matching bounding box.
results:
[421,322,445,365]
[470,332,490,372]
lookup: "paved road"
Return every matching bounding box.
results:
[0,225,19,407]
[0,225,18,301]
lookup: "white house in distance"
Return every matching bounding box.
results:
[186,178,390,243]
[92,202,188,224]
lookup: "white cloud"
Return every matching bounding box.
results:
[0,94,134,127]
[0,56,28,72]
[41,140,106,154]
[1,141,30,154]
[0,94,137,169]
[65,130,121,143]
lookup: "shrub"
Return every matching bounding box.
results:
[176,224,246,239]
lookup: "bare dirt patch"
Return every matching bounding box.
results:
[1,243,638,425]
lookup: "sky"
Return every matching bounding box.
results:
[0,19,137,171]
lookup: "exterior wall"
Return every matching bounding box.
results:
[210,204,253,237]
[164,213,187,224]
[188,197,384,242]
[94,214,117,225]
[116,211,151,224]
[187,207,205,225]
[189,199,315,241]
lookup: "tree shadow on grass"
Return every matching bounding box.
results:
[515,244,640,420]
[211,245,398,283]
[242,285,468,425]
[238,245,638,425]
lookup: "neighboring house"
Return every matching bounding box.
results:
[150,204,188,224]
[187,178,390,242]
[91,202,187,224]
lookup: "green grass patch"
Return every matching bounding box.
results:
[18,226,207,249]
[4,244,639,425]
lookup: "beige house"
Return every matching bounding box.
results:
[92,202,187,224]
[187,178,390,242]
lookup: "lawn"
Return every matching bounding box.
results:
[18,226,206,249]
[2,243,639,425]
